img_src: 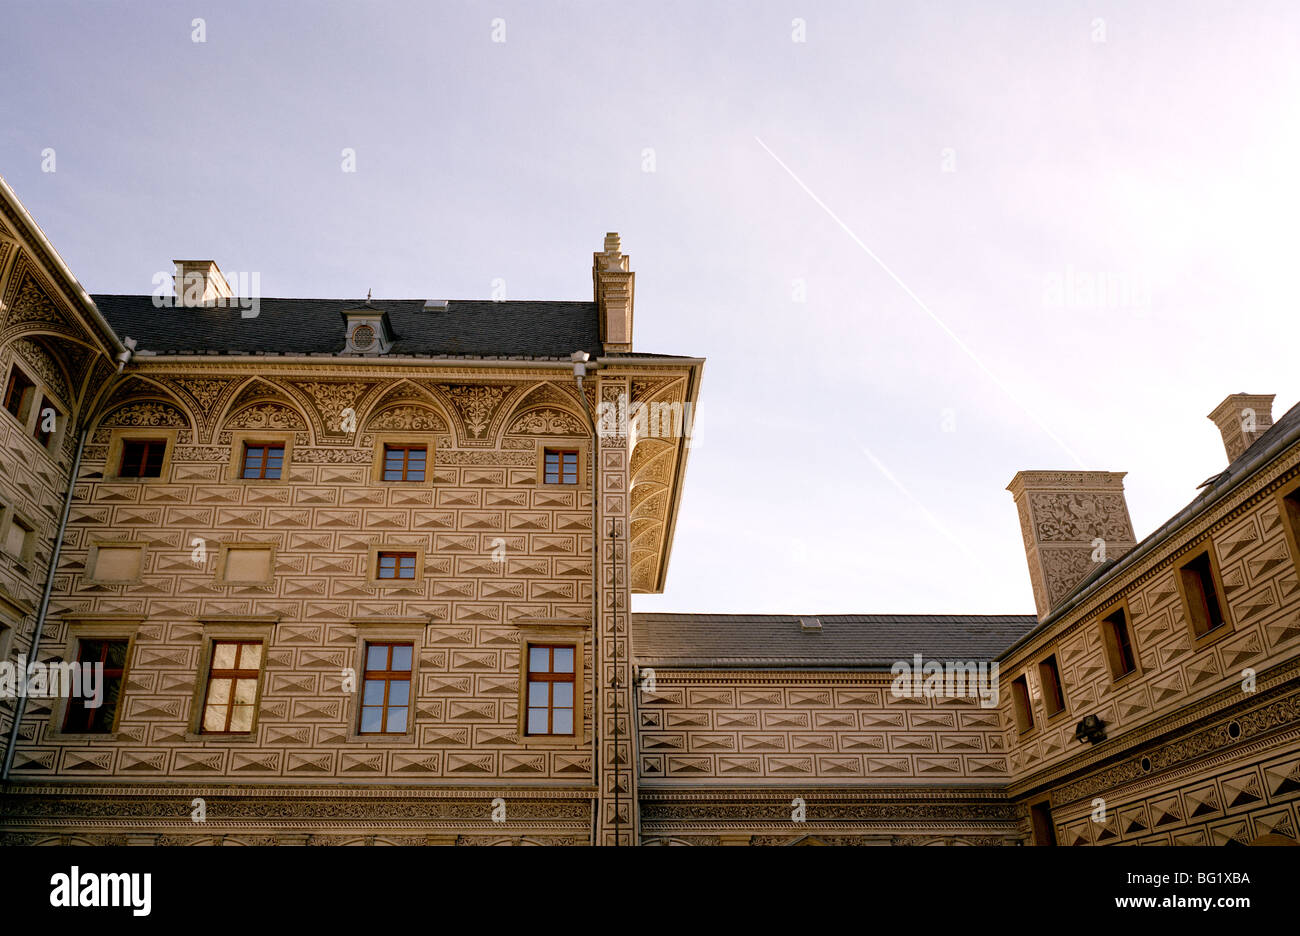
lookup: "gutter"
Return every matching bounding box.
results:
[0,174,127,358]
[997,413,1300,663]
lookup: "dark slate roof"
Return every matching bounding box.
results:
[91,296,604,359]
[630,613,1039,668]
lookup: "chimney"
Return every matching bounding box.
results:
[173,260,232,307]
[1208,393,1274,464]
[593,232,634,352]
[1007,471,1137,619]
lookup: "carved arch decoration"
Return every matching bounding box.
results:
[360,379,452,437]
[626,376,689,592]
[93,376,196,442]
[214,377,310,444]
[501,381,591,444]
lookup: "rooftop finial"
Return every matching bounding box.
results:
[366,288,372,304]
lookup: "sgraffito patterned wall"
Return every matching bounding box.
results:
[1001,452,1300,845]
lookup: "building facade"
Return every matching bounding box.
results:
[0,177,1297,845]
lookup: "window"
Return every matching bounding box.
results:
[383,445,426,482]
[1101,605,1138,680]
[31,395,57,447]
[360,642,412,734]
[62,639,128,734]
[4,514,34,563]
[526,645,575,736]
[1179,548,1228,639]
[1039,654,1066,717]
[201,641,263,733]
[3,367,35,422]
[240,443,284,479]
[1278,482,1300,577]
[376,551,417,579]
[1011,675,1034,734]
[1030,800,1057,847]
[118,439,166,478]
[543,449,579,485]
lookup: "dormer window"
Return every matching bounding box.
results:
[341,303,395,355]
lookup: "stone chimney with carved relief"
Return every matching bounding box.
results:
[593,232,634,353]
[1208,393,1274,464]
[1007,471,1137,619]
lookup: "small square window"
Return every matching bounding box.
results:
[383,445,426,482]
[525,644,576,736]
[62,639,129,734]
[201,640,264,734]
[376,551,417,579]
[119,439,167,478]
[360,641,413,734]
[241,443,284,479]
[544,449,579,485]
[3,367,35,422]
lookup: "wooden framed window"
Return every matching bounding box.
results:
[201,641,263,733]
[3,366,35,422]
[1039,654,1067,717]
[240,443,284,479]
[118,439,167,478]
[543,449,579,485]
[526,644,575,736]
[1101,605,1138,680]
[360,642,412,734]
[1178,547,1229,640]
[383,445,427,482]
[377,551,417,579]
[1011,674,1034,734]
[62,639,129,734]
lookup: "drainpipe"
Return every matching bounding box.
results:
[570,351,601,846]
[2,342,135,781]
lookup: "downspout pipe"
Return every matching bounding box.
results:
[2,344,135,782]
[571,351,601,846]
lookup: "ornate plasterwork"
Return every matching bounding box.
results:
[0,256,93,347]
[364,404,447,432]
[506,407,586,436]
[11,337,71,404]
[290,380,378,439]
[100,400,190,428]
[223,402,305,430]
[1030,492,1134,543]
[431,382,516,444]
[626,376,688,592]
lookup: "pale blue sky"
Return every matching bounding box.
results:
[4,1,1298,615]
